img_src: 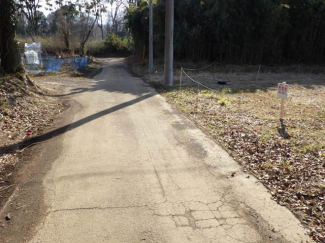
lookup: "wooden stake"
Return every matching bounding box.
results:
[280,98,285,119]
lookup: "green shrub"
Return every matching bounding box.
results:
[222,88,233,94]
[104,34,132,55]
[85,34,132,57]
[219,98,228,106]
[85,40,106,56]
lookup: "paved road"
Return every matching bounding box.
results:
[29,59,308,242]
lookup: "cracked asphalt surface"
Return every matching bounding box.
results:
[17,59,309,242]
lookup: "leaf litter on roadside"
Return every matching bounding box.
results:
[0,75,64,207]
[162,85,325,243]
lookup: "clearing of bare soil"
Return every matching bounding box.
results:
[129,58,325,242]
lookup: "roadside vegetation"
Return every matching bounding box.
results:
[1,0,324,241]
[17,34,132,57]
[15,0,132,57]
[130,59,325,242]
[126,3,325,203]
[85,34,132,57]
[0,74,64,208]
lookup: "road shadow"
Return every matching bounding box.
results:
[38,58,148,98]
[0,92,155,155]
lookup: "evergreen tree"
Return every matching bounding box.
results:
[125,0,325,64]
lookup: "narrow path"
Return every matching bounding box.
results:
[28,59,308,242]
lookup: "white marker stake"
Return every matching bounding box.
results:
[277,82,289,119]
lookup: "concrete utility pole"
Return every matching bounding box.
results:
[164,0,174,86]
[148,0,154,73]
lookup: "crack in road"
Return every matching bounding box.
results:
[50,205,150,213]
[13,59,308,243]
[152,164,167,199]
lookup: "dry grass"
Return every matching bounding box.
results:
[129,58,325,242]
[17,36,75,55]
[163,84,325,156]
[162,85,325,242]
[17,36,104,55]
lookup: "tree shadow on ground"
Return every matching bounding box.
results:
[39,59,150,98]
[0,92,154,155]
[0,58,156,155]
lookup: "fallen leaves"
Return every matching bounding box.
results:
[0,75,63,208]
[162,85,325,242]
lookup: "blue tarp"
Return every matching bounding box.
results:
[73,56,88,71]
[24,56,89,73]
[45,59,63,72]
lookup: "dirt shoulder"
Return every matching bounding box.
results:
[128,58,324,242]
[0,60,102,242]
[0,99,80,243]
[0,75,65,208]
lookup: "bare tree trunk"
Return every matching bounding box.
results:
[80,42,85,56]
[80,15,98,56]
[109,0,123,34]
[98,17,104,40]
[63,29,70,50]
[29,31,36,42]
[1,33,23,74]
[0,0,24,74]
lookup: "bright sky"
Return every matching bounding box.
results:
[39,0,126,23]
